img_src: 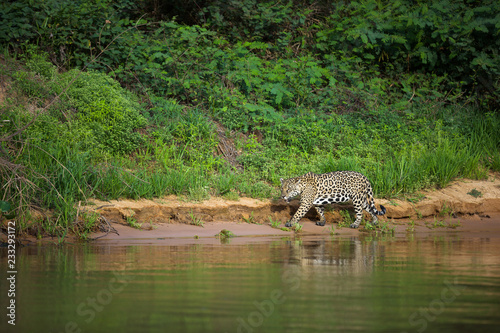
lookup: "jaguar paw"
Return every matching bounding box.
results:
[349,223,360,229]
[316,221,326,226]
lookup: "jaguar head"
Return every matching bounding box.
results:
[280,178,301,202]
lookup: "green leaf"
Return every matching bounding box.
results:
[270,83,291,105]
[3,212,16,220]
[360,33,368,44]
[0,201,11,213]
[474,25,488,33]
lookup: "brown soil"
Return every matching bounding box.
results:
[85,173,500,241]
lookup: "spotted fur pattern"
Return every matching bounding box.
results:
[280,171,386,228]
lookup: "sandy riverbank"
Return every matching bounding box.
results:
[84,173,500,242]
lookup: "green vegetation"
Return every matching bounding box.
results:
[72,211,101,240]
[292,223,303,233]
[376,221,396,235]
[406,220,416,233]
[448,220,462,229]
[0,0,499,239]
[215,229,235,242]
[337,210,354,228]
[425,218,462,229]
[269,216,281,229]
[126,215,142,229]
[439,203,455,218]
[242,211,258,224]
[0,200,15,220]
[467,188,483,198]
[189,210,204,227]
[364,222,377,232]
[362,220,396,236]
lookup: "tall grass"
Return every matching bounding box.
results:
[468,113,500,171]
[309,111,496,198]
[372,138,486,197]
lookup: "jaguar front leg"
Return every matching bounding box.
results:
[285,197,314,227]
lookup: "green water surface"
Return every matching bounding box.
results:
[1,234,499,333]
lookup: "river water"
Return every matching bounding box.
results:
[1,232,500,333]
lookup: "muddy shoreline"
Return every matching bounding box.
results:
[91,175,500,223]
[88,213,500,246]
[84,174,500,242]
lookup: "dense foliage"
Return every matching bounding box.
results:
[0,0,499,236]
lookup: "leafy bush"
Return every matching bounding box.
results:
[56,70,146,154]
[0,0,142,68]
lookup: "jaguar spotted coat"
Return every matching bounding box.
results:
[280,171,386,228]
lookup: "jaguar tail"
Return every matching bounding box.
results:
[368,195,386,216]
[375,204,386,216]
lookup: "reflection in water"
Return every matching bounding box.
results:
[1,235,499,333]
[284,237,376,275]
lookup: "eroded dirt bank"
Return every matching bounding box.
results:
[86,174,500,240]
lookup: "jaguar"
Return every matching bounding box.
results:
[280,171,386,228]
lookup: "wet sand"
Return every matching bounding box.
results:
[5,174,500,245]
[88,212,500,247]
[86,173,500,245]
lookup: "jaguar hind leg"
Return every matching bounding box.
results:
[314,206,326,226]
[366,201,379,225]
[350,201,363,228]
